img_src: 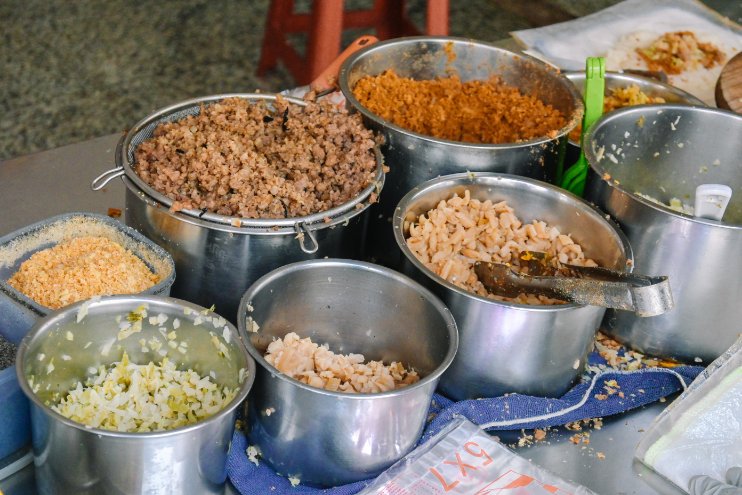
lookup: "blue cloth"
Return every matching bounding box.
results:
[227,351,703,495]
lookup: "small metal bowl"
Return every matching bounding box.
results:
[237,259,458,486]
[394,173,632,400]
[0,212,176,344]
[17,295,255,495]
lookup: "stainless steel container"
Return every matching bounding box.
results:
[237,259,458,486]
[564,71,704,162]
[338,36,583,266]
[0,212,176,344]
[92,94,384,322]
[394,173,633,400]
[583,105,742,363]
[16,295,255,495]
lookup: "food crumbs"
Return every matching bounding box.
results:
[247,445,260,466]
[288,476,300,487]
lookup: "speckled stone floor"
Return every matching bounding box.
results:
[0,0,738,160]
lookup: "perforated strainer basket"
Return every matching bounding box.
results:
[92,93,385,251]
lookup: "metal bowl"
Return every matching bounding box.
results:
[92,94,385,322]
[16,295,255,495]
[394,173,632,400]
[0,212,176,344]
[338,36,583,266]
[584,105,742,362]
[237,259,458,486]
[564,71,705,156]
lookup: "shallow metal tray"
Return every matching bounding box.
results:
[0,212,175,344]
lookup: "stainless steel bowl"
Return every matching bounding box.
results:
[564,71,705,156]
[394,173,633,400]
[584,105,742,363]
[338,36,583,267]
[92,94,385,322]
[237,259,458,486]
[17,295,255,495]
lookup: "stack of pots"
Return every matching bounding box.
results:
[338,36,583,267]
[92,94,385,322]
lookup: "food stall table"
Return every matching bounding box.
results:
[0,134,686,494]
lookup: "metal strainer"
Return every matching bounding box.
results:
[91,93,384,241]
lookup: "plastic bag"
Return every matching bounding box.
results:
[635,337,742,493]
[358,416,596,495]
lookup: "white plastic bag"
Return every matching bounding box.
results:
[358,417,596,495]
[635,337,742,493]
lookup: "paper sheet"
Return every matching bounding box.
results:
[512,0,742,105]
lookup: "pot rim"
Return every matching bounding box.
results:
[16,295,256,439]
[338,35,584,149]
[393,172,635,311]
[237,258,459,399]
[112,93,385,231]
[563,71,706,146]
[584,104,742,230]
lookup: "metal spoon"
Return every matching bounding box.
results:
[474,253,673,317]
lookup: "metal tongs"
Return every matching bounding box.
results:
[474,251,673,317]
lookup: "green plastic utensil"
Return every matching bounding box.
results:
[561,57,605,196]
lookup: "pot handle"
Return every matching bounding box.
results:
[91,167,125,191]
[295,223,319,254]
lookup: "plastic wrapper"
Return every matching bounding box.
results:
[635,337,742,493]
[358,417,596,495]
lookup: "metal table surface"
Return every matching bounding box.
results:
[0,135,683,495]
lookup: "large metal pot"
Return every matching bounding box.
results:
[16,295,255,495]
[584,105,742,363]
[92,94,384,322]
[338,36,583,267]
[237,259,458,486]
[394,173,633,400]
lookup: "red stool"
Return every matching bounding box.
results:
[257,0,449,85]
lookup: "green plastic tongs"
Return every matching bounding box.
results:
[560,57,605,196]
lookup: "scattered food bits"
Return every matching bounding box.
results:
[288,476,301,487]
[247,446,260,466]
[596,452,606,460]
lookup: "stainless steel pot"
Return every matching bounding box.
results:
[394,173,633,400]
[237,259,458,486]
[16,295,255,495]
[584,105,742,363]
[338,36,583,266]
[92,94,384,322]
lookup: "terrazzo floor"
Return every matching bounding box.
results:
[0,0,739,160]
